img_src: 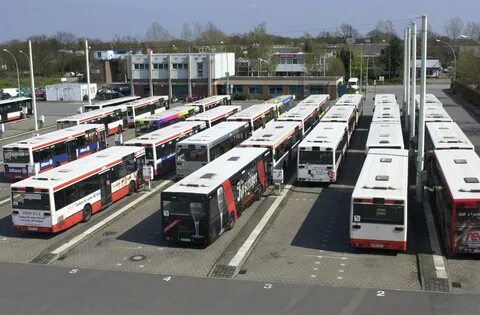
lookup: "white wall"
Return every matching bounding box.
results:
[45,84,97,101]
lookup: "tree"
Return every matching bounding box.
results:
[193,22,202,41]
[337,23,359,40]
[199,21,226,45]
[367,19,394,42]
[444,16,464,47]
[457,47,480,85]
[339,47,353,77]
[464,21,480,41]
[180,23,193,42]
[379,35,402,78]
[325,57,345,76]
[145,22,173,42]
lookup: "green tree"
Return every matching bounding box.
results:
[379,36,402,78]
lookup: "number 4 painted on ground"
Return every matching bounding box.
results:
[163,276,172,282]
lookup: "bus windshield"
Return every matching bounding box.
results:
[12,191,51,211]
[4,149,30,164]
[457,207,480,228]
[353,203,404,225]
[177,148,208,162]
[299,150,332,165]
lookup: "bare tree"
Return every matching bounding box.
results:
[337,23,359,40]
[367,19,395,42]
[199,21,226,45]
[464,21,480,41]
[145,22,173,42]
[54,32,76,48]
[180,23,193,42]
[193,22,202,41]
[444,16,464,46]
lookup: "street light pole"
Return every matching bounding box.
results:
[85,40,92,105]
[436,39,456,91]
[409,23,417,141]
[20,41,38,130]
[3,49,20,97]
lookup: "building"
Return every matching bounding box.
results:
[45,83,97,101]
[416,59,442,78]
[94,50,141,61]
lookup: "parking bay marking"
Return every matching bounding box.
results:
[0,198,11,206]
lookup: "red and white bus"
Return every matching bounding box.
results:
[320,105,356,143]
[426,122,474,153]
[187,95,232,112]
[186,105,241,128]
[350,149,409,251]
[11,146,146,233]
[227,104,276,132]
[83,96,140,111]
[0,97,31,122]
[126,96,169,127]
[297,94,330,118]
[335,93,364,125]
[277,105,320,135]
[57,105,128,136]
[161,146,269,244]
[427,149,480,255]
[3,124,106,180]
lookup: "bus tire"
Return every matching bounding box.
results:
[82,204,92,223]
[128,181,136,195]
[54,161,61,168]
[226,213,235,231]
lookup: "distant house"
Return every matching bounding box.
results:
[416,59,442,78]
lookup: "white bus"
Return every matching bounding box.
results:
[0,97,32,122]
[187,95,232,112]
[134,105,199,136]
[423,105,453,123]
[126,96,169,127]
[335,94,364,125]
[374,94,398,107]
[186,105,241,128]
[297,94,330,118]
[297,122,349,183]
[372,104,401,124]
[3,124,107,180]
[415,93,443,108]
[277,105,320,135]
[426,122,474,152]
[320,105,356,142]
[240,121,303,174]
[84,96,140,111]
[124,121,207,177]
[176,121,250,178]
[365,122,404,153]
[227,104,276,132]
[264,95,294,117]
[11,146,146,233]
[350,149,409,251]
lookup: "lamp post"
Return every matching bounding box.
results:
[459,34,480,45]
[3,49,20,97]
[85,40,92,105]
[436,39,456,89]
[19,43,39,130]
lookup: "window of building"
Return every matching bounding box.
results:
[134,64,140,70]
[173,63,178,69]
[287,59,293,64]
[249,85,262,95]
[310,85,326,94]
[97,52,102,59]
[184,63,188,69]
[144,64,149,70]
[153,64,159,69]
[293,59,298,64]
[289,85,303,95]
[232,85,243,94]
[269,85,283,95]
[197,62,203,78]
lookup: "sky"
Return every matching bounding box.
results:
[2,0,480,42]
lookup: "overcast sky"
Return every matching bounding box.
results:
[2,0,479,42]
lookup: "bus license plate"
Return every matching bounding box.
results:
[27,227,38,232]
[370,243,384,249]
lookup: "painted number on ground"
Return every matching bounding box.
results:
[264,283,272,289]
[376,290,385,297]
[69,269,79,274]
[163,276,172,282]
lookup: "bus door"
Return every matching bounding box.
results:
[66,139,77,161]
[99,170,112,205]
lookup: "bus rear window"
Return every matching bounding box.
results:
[299,150,332,165]
[12,192,50,211]
[177,148,207,162]
[353,203,404,225]
[457,208,480,228]
[4,149,30,164]
[163,194,206,217]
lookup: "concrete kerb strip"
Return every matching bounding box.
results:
[49,180,172,260]
[0,198,11,206]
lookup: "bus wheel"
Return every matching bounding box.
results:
[226,213,235,230]
[82,204,92,223]
[54,161,61,168]
[128,181,136,195]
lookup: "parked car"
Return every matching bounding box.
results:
[35,88,46,100]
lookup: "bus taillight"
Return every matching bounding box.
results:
[328,170,335,179]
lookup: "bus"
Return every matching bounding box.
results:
[83,96,140,111]
[161,147,269,244]
[126,96,169,127]
[264,95,293,118]
[374,94,398,107]
[426,149,480,255]
[187,95,232,112]
[372,104,401,124]
[320,105,356,142]
[3,124,107,180]
[240,121,303,174]
[350,148,409,251]
[186,105,241,128]
[365,122,404,153]
[423,105,453,123]
[415,93,443,108]
[277,105,320,135]
[134,105,199,136]
[176,121,250,178]
[297,94,330,118]
[0,97,32,122]
[227,104,276,132]
[426,122,474,153]
[57,105,128,136]
[124,121,207,177]
[335,94,364,125]
[11,146,146,233]
[297,122,349,183]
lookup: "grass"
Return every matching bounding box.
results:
[0,76,62,89]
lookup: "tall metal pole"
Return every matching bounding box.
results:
[148,50,153,96]
[405,27,411,134]
[403,29,408,118]
[409,23,417,141]
[129,54,134,96]
[85,40,91,106]
[3,49,20,96]
[28,41,38,130]
[360,44,363,91]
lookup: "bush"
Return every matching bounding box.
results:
[232,93,248,100]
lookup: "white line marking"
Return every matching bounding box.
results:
[51,180,172,256]
[228,179,294,267]
[423,195,448,279]
[0,198,10,206]
[347,149,366,154]
[0,124,56,142]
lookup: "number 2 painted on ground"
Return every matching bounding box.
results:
[264,283,272,289]
[376,290,385,297]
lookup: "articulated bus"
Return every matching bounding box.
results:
[373,94,398,107]
[186,105,241,128]
[320,105,356,142]
[335,94,364,125]
[124,121,207,177]
[297,94,330,118]
[426,122,474,154]
[372,104,401,124]
[187,95,231,112]
[427,149,480,255]
[84,96,140,111]
[415,93,443,108]
[0,97,32,122]
[161,147,269,244]
[350,149,409,251]
[227,104,276,132]
[297,122,349,183]
[240,121,302,174]
[126,96,169,127]
[134,105,199,136]
[11,146,146,233]
[365,122,404,153]
[3,124,106,180]
[176,121,250,178]
[57,105,128,136]
[277,105,320,135]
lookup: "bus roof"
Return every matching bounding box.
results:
[240,121,301,149]
[57,104,127,123]
[297,94,330,107]
[426,122,474,150]
[299,122,347,150]
[415,93,442,107]
[135,106,198,122]
[434,149,480,200]
[10,146,145,191]
[374,94,398,106]
[366,122,404,151]
[227,104,274,121]
[321,105,356,122]
[186,95,230,107]
[164,147,269,195]
[277,105,318,122]
[85,96,140,108]
[372,104,401,123]
[424,105,453,123]
[177,121,249,148]
[264,95,295,105]
[124,121,206,146]
[126,95,169,108]
[186,105,241,123]
[352,149,409,201]
[3,124,105,150]
[335,94,364,108]
[0,97,31,105]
